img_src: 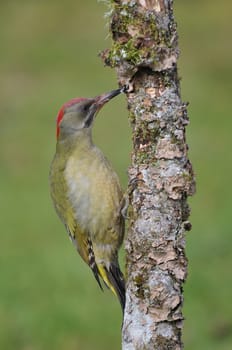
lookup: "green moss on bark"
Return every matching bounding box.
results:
[104,2,175,69]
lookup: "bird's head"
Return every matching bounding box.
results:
[56,88,122,140]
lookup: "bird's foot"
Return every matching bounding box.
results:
[120,178,144,219]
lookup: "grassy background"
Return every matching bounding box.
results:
[1,0,231,349]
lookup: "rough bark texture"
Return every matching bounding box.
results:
[101,1,195,349]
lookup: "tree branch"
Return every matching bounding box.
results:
[101,1,195,348]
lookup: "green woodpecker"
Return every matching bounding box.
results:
[49,88,125,310]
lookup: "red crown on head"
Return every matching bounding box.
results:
[56,97,86,139]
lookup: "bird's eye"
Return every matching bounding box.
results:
[81,103,91,114]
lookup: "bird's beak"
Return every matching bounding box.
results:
[93,87,123,111]
[87,87,125,123]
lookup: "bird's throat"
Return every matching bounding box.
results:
[57,128,94,154]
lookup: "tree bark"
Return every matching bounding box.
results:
[101,1,195,349]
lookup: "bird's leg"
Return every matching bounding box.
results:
[120,194,130,220]
[120,178,144,220]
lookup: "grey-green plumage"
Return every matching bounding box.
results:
[49,89,125,310]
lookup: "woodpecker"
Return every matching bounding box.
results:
[49,88,125,310]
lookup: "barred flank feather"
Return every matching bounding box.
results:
[87,239,103,291]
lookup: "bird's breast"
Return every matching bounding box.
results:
[64,147,122,235]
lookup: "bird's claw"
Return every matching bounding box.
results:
[120,178,144,220]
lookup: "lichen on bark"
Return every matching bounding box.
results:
[101,1,195,349]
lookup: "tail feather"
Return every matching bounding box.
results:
[108,264,126,311]
[87,239,125,311]
[97,263,125,312]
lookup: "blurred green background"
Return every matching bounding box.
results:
[1,1,231,349]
